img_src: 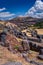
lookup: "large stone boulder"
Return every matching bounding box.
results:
[38,49,43,60]
[0,32,7,46]
[18,45,24,53]
[21,40,30,51]
[0,32,20,53]
[31,30,37,37]
[36,35,42,42]
[38,55,43,60]
[0,32,7,42]
[39,49,43,55]
[5,34,20,53]
[14,31,27,39]
[18,40,30,53]
[30,61,43,65]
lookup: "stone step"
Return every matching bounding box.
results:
[29,40,43,52]
[28,36,42,43]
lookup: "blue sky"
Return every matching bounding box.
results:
[0,0,43,20]
[0,0,35,15]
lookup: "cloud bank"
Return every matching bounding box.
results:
[0,8,6,12]
[25,0,43,18]
[0,8,15,20]
[0,0,43,20]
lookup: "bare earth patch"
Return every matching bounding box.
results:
[0,45,31,65]
[36,29,43,35]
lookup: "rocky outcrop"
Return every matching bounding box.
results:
[39,49,43,55]
[21,40,30,51]
[38,55,43,60]
[38,49,43,60]
[0,32,20,53]
[22,53,43,65]
[14,30,27,39]
[18,40,30,53]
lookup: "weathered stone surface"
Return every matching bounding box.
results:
[21,40,30,51]
[31,30,37,37]
[39,49,43,55]
[0,42,5,46]
[27,36,42,43]
[29,40,43,52]
[0,32,20,53]
[0,32,7,43]
[13,29,27,39]
[22,53,43,65]
[18,45,24,53]
[2,62,22,65]
[38,55,43,60]
[18,40,30,53]
[22,53,30,62]
[36,35,42,43]
[30,61,43,65]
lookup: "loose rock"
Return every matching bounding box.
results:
[2,62,22,65]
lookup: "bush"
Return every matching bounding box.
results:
[14,45,19,50]
[34,21,43,29]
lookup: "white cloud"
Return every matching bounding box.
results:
[0,8,15,20]
[25,0,43,18]
[0,12,15,17]
[18,15,27,17]
[0,8,6,12]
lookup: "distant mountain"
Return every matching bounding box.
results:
[8,16,43,30]
[9,16,43,23]
[0,16,43,30]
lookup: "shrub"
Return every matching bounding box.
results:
[14,45,19,50]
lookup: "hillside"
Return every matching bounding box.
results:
[0,19,43,65]
[34,21,43,28]
[8,17,43,30]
